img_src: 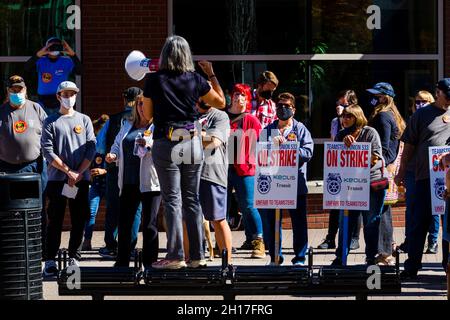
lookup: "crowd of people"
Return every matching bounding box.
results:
[1,35,449,280]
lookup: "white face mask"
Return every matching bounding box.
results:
[49,51,60,57]
[233,95,247,108]
[61,96,77,109]
[336,105,345,116]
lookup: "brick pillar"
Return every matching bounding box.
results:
[80,0,168,118]
[446,0,450,77]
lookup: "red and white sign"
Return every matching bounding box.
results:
[428,146,450,216]
[323,142,371,211]
[254,142,300,209]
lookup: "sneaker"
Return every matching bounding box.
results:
[350,239,360,251]
[375,255,396,266]
[239,240,254,250]
[68,258,80,267]
[425,242,438,254]
[214,247,237,258]
[292,258,306,266]
[99,247,117,259]
[187,259,207,269]
[250,238,266,259]
[151,259,187,270]
[317,238,336,249]
[268,256,284,266]
[82,239,92,251]
[43,260,58,277]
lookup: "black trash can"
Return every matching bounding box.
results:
[0,173,43,300]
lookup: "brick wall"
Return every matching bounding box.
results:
[63,193,407,231]
[446,0,450,77]
[80,0,168,118]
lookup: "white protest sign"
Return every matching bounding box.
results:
[323,142,371,211]
[428,146,450,216]
[254,142,300,209]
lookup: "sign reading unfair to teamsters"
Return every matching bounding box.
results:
[428,146,450,216]
[254,142,300,209]
[323,142,371,211]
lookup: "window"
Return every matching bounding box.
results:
[0,0,77,102]
[172,0,443,180]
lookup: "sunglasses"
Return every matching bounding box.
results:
[415,100,427,104]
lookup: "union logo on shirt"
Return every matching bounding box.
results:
[74,125,83,134]
[13,120,28,134]
[144,129,152,137]
[287,132,297,141]
[42,73,53,83]
[95,156,103,165]
[443,115,450,124]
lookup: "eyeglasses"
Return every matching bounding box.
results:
[342,113,354,119]
[276,103,294,109]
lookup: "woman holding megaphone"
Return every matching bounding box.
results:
[142,35,226,270]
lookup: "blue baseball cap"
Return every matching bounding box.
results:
[437,78,450,98]
[367,82,396,98]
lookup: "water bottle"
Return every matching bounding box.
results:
[133,132,143,156]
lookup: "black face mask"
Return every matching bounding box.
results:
[276,106,294,121]
[259,90,273,100]
[370,96,380,107]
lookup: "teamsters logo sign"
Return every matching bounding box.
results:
[254,142,300,210]
[257,174,272,195]
[323,142,371,211]
[326,173,342,195]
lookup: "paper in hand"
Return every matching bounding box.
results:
[62,183,79,199]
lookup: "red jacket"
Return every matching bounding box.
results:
[229,113,262,176]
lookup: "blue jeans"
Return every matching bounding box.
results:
[260,194,308,263]
[104,166,142,249]
[84,183,106,240]
[228,168,263,241]
[404,179,433,272]
[428,215,440,244]
[336,189,386,263]
[152,138,205,261]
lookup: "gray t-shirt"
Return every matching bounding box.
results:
[41,111,96,181]
[335,126,384,181]
[401,104,450,181]
[200,108,230,188]
[0,100,47,164]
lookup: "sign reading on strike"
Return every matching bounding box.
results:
[428,146,450,216]
[254,142,300,209]
[323,142,371,211]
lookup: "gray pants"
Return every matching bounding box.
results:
[152,137,205,261]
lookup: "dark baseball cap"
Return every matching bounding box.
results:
[437,78,450,98]
[46,37,62,46]
[46,37,63,52]
[367,82,396,98]
[6,75,26,88]
[123,87,143,102]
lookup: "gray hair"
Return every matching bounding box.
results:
[159,35,195,73]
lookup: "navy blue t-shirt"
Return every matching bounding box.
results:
[370,111,399,165]
[143,70,211,139]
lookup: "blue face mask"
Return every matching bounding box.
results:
[9,92,26,106]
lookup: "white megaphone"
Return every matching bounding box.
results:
[125,50,159,81]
